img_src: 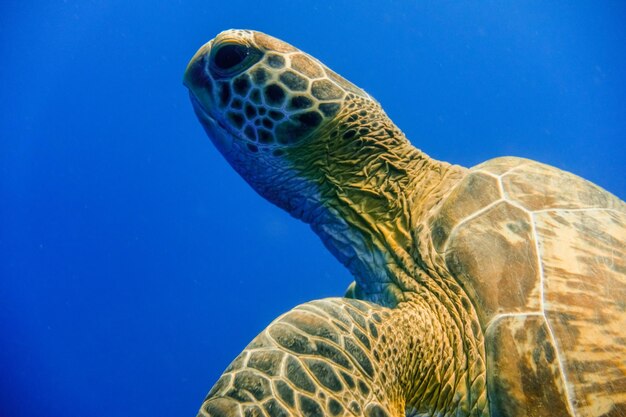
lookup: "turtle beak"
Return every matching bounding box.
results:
[184,40,235,155]
[183,40,218,128]
[183,40,213,90]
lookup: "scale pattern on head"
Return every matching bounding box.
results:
[185,29,369,155]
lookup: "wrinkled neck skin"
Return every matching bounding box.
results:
[286,96,467,308]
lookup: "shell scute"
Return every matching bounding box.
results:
[472,156,529,176]
[485,315,572,417]
[536,208,626,415]
[444,201,542,324]
[429,171,501,253]
[501,161,625,212]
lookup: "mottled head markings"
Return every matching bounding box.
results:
[184,30,368,157]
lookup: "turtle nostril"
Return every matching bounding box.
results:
[213,44,249,71]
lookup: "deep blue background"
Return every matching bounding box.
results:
[1,2,625,416]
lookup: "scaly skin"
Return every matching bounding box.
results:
[200,298,476,417]
[184,30,488,416]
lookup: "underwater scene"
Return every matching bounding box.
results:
[2,2,625,416]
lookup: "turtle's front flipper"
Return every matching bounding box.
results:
[344,281,356,299]
[198,297,488,417]
[199,298,396,417]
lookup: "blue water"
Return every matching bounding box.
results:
[1,2,625,416]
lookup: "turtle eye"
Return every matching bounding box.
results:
[210,43,260,78]
[214,44,248,70]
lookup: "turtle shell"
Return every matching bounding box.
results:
[428,156,626,416]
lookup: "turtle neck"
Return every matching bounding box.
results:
[287,96,467,307]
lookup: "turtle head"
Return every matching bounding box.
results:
[184,29,378,219]
[185,30,423,305]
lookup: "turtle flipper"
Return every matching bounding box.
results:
[197,296,488,417]
[198,297,398,417]
[344,281,356,299]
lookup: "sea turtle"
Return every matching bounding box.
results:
[183,30,626,417]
